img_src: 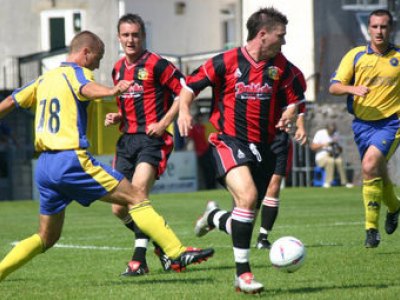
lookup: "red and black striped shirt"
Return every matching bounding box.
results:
[186,47,306,144]
[112,51,184,133]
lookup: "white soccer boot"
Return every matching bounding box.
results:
[234,272,264,294]
[194,200,218,237]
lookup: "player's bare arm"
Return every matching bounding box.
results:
[0,96,16,119]
[82,80,133,99]
[177,88,195,137]
[329,82,369,97]
[147,98,179,137]
[294,114,307,145]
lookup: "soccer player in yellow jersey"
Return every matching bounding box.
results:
[0,31,213,282]
[330,9,400,248]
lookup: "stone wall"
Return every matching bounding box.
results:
[305,103,361,185]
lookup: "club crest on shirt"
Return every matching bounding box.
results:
[267,66,280,80]
[390,58,399,67]
[138,68,149,80]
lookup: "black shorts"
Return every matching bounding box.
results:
[208,132,275,202]
[114,133,173,181]
[270,131,290,176]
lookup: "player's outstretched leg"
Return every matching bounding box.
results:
[154,242,172,271]
[169,247,214,272]
[0,234,44,282]
[129,200,215,271]
[194,200,220,237]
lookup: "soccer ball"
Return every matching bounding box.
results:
[269,236,306,273]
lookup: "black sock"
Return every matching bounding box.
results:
[261,205,279,232]
[231,209,254,276]
[126,220,149,265]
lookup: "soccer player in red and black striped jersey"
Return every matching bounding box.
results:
[256,65,307,251]
[178,7,306,294]
[105,14,213,276]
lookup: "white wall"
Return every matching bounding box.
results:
[242,0,316,101]
[123,0,235,54]
[389,149,400,186]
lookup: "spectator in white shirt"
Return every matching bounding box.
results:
[310,123,353,188]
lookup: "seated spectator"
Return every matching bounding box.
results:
[310,123,353,188]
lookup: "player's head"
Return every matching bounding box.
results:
[118,13,146,37]
[368,9,393,27]
[117,14,146,61]
[69,31,105,70]
[246,7,288,41]
[367,9,393,49]
[246,7,288,59]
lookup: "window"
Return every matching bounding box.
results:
[40,10,86,51]
[342,0,387,10]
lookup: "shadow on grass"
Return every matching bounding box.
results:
[266,282,394,296]
[105,276,215,286]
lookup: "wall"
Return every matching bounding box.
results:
[313,0,362,103]
[123,0,240,55]
[242,0,316,101]
[0,0,120,87]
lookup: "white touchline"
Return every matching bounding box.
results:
[10,242,131,251]
[9,222,363,250]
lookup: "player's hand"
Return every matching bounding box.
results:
[276,115,296,133]
[113,80,133,95]
[104,112,122,126]
[276,104,297,133]
[177,111,193,137]
[352,85,369,97]
[146,122,165,137]
[294,127,307,145]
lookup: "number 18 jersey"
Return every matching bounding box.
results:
[11,62,93,151]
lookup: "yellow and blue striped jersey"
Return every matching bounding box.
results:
[330,43,400,121]
[11,62,94,151]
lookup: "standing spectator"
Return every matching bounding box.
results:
[178,7,305,294]
[104,14,213,275]
[0,31,213,283]
[310,123,353,188]
[329,9,400,248]
[188,113,216,190]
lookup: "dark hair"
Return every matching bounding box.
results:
[69,30,104,54]
[117,13,146,36]
[368,9,393,27]
[246,7,288,41]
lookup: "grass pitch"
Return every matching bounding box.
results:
[1,187,400,299]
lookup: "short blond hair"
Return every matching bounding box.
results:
[69,31,104,55]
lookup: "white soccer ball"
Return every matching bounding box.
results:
[269,236,306,273]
